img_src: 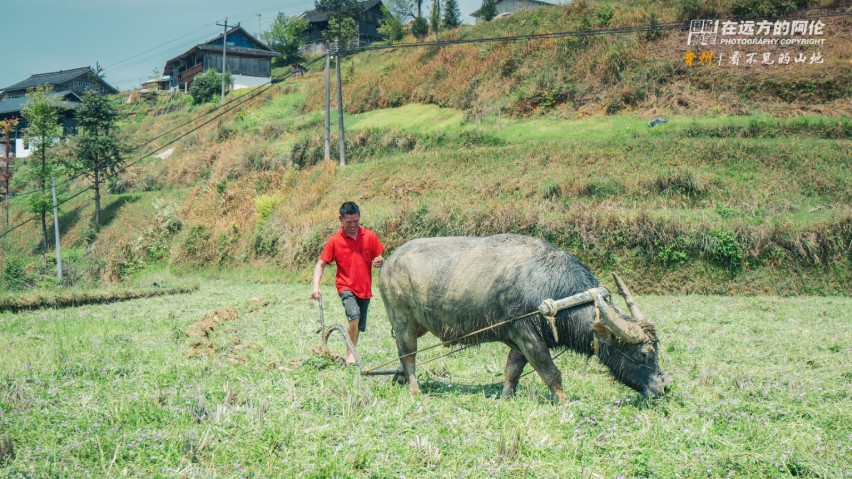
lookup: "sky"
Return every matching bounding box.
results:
[1,0,485,92]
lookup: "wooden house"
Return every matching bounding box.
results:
[470,0,553,24]
[0,66,117,100]
[163,25,278,92]
[0,90,81,158]
[0,66,116,157]
[299,0,385,55]
[141,76,171,92]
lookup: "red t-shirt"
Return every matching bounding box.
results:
[320,226,384,298]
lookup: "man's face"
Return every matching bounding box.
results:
[340,214,360,236]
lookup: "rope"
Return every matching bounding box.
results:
[362,309,542,374]
[539,298,559,342]
[362,288,607,374]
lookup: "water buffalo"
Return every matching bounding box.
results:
[378,234,670,400]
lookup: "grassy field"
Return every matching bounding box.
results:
[1,277,849,477]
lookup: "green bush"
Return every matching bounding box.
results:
[657,236,692,266]
[411,16,428,38]
[731,0,812,18]
[581,178,624,199]
[180,225,212,264]
[189,70,231,105]
[652,170,706,201]
[705,229,743,270]
[255,194,283,226]
[377,6,405,43]
[676,0,722,22]
[2,257,29,290]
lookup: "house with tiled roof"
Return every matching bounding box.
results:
[0,90,81,158]
[299,0,385,55]
[0,66,113,158]
[0,66,117,100]
[163,25,278,92]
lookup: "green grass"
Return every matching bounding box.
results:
[347,104,467,135]
[0,278,849,477]
[3,96,849,294]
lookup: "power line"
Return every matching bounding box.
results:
[6,6,847,236]
[103,23,217,71]
[102,2,316,85]
[352,8,850,53]
[0,57,325,241]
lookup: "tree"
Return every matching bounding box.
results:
[316,0,362,46]
[69,90,127,228]
[323,17,358,48]
[480,0,497,21]
[385,0,418,21]
[411,16,429,38]
[20,85,61,251]
[442,0,460,28]
[261,13,309,66]
[189,69,229,104]
[1,119,18,227]
[430,0,441,33]
[377,6,405,43]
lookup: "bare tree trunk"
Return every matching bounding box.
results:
[94,167,101,228]
[41,212,49,251]
[40,149,49,251]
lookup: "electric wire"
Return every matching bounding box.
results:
[0,56,324,241]
[4,6,848,237]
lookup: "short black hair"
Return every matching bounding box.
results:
[340,201,360,217]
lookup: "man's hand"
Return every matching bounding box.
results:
[372,255,384,268]
[311,260,328,300]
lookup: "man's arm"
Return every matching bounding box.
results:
[311,259,328,300]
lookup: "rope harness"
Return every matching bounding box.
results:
[360,287,611,375]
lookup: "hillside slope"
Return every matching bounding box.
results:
[1,0,849,295]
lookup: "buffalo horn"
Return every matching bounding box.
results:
[595,290,647,344]
[612,273,647,323]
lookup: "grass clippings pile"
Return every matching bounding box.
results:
[0,285,199,313]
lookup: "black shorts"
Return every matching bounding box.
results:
[339,290,370,332]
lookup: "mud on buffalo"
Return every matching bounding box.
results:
[378,234,671,401]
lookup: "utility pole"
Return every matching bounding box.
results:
[257,14,262,36]
[51,178,63,282]
[335,39,346,167]
[324,44,331,161]
[216,18,230,104]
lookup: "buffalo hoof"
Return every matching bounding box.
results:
[501,387,516,399]
[392,369,408,385]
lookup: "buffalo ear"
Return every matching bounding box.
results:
[592,322,613,345]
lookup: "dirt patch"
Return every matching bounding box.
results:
[250,296,268,306]
[310,345,346,366]
[188,308,238,339]
[187,307,239,357]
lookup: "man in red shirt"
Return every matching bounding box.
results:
[311,201,385,365]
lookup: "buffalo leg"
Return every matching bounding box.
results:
[502,348,528,398]
[515,338,567,402]
[394,328,420,395]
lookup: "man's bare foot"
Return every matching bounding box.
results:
[345,352,356,365]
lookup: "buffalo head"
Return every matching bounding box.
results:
[593,274,671,398]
